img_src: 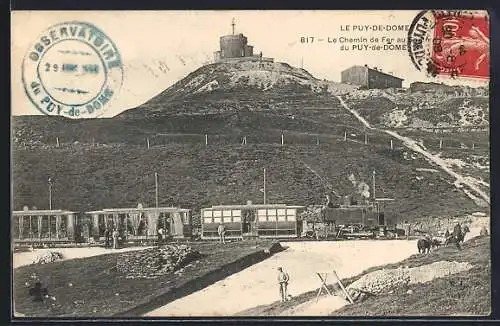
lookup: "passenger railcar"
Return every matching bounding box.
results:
[201,203,304,240]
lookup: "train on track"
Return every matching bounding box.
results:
[12,197,399,247]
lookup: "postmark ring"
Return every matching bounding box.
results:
[22,21,124,118]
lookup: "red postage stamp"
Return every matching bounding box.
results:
[408,10,489,80]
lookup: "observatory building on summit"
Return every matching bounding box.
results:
[213,18,274,63]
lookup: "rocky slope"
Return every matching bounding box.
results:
[344,87,489,130]
[117,60,332,118]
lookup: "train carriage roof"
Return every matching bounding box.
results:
[12,209,76,216]
[203,204,304,210]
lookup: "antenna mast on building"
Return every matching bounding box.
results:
[231,17,236,35]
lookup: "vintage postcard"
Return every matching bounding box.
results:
[11,10,490,318]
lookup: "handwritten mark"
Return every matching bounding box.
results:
[58,50,92,56]
[54,87,89,94]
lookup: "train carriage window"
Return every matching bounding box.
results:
[223,210,232,217]
[286,209,296,215]
[203,217,213,224]
[278,208,286,222]
[60,216,67,237]
[41,216,50,238]
[287,213,296,221]
[203,210,212,218]
[213,211,221,223]
[125,214,133,234]
[182,212,190,225]
[257,209,267,217]
[22,217,30,238]
[12,217,19,238]
[232,210,241,222]
[267,209,277,216]
[30,216,38,235]
[49,216,56,237]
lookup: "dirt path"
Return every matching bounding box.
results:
[144,240,417,317]
[335,95,490,206]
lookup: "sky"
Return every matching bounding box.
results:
[11,10,489,117]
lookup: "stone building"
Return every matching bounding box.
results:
[341,65,403,89]
[213,18,273,63]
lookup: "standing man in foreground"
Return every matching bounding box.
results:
[277,267,290,302]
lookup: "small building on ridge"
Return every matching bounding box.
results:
[341,65,403,89]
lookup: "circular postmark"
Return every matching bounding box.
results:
[408,10,489,80]
[22,21,123,118]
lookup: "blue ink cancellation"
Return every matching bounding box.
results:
[22,21,123,118]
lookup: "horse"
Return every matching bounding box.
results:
[417,238,432,254]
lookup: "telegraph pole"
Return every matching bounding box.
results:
[155,172,159,208]
[48,177,53,210]
[263,168,267,205]
[372,170,376,200]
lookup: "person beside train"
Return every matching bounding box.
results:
[112,228,120,249]
[217,223,226,244]
[104,227,111,248]
[157,227,164,246]
[325,194,335,208]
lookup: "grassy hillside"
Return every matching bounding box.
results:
[12,140,478,221]
[333,235,490,316]
[12,98,361,148]
[13,241,280,317]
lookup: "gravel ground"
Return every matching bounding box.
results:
[145,239,418,316]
